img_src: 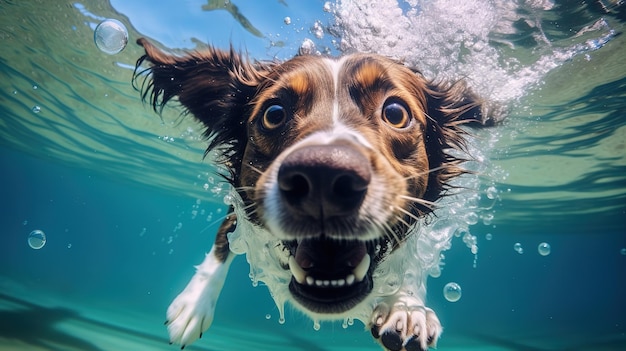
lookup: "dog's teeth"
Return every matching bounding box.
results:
[288,256,306,284]
[353,254,371,282]
[290,254,370,288]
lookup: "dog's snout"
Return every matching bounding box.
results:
[278,145,371,220]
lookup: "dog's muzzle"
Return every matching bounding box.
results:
[276,144,376,313]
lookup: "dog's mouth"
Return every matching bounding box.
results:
[284,237,376,314]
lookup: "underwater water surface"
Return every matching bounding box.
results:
[1,1,625,350]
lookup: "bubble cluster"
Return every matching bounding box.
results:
[514,242,524,254]
[94,19,128,55]
[462,232,478,255]
[298,38,317,55]
[443,282,462,302]
[28,230,46,249]
[312,20,324,39]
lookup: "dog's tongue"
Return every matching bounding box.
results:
[295,238,366,271]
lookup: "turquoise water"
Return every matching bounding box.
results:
[1,1,625,350]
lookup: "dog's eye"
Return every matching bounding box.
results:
[382,101,411,129]
[262,104,287,130]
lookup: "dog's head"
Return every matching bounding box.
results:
[135,38,494,315]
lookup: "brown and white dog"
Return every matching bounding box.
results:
[134,38,497,351]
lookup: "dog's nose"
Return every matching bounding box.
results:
[277,144,371,219]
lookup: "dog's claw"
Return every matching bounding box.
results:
[371,325,381,339]
[405,336,426,351]
[381,331,403,351]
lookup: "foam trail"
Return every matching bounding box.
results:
[334,0,616,104]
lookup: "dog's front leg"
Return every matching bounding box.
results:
[166,213,237,348]
[370,282,442,351]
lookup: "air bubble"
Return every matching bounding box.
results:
[265,314,271,320]
[443,282,462,302]
[429,266,441,278]
[514,242,524,254]
[482,212,494,225]
[621,248,626,256]
[313,320,320,331]
[283,17,291,25]
[28,230,46,249]
[464,212,478,225]
[223,194,234,205]
[538,242,551,256]
[486,186,498,199]
[32,105,41,113]
[94,19,128,55]
[485,233,493,240]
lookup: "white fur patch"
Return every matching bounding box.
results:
[166,247,234,346]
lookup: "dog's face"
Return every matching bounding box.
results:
[240,55,437,313]
[135,39,488,315]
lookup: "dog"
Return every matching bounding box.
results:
[134,37,497,351]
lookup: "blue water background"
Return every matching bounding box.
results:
[1,0,625,349]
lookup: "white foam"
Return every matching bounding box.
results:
[333,0,615,104]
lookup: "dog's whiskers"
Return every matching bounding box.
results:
[398,195,438,211]
[394,214,412,230]
[394,205,424,225]
[369,213,403,246]
[402,165,454,181]
[244,163,264,176]
[234,185,256,191]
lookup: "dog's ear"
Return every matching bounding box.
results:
[133,38,271,180]
[421,80,505,204]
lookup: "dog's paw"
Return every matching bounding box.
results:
[165,249,232,348]
[165,276,217,348]
[370,299,442,351]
